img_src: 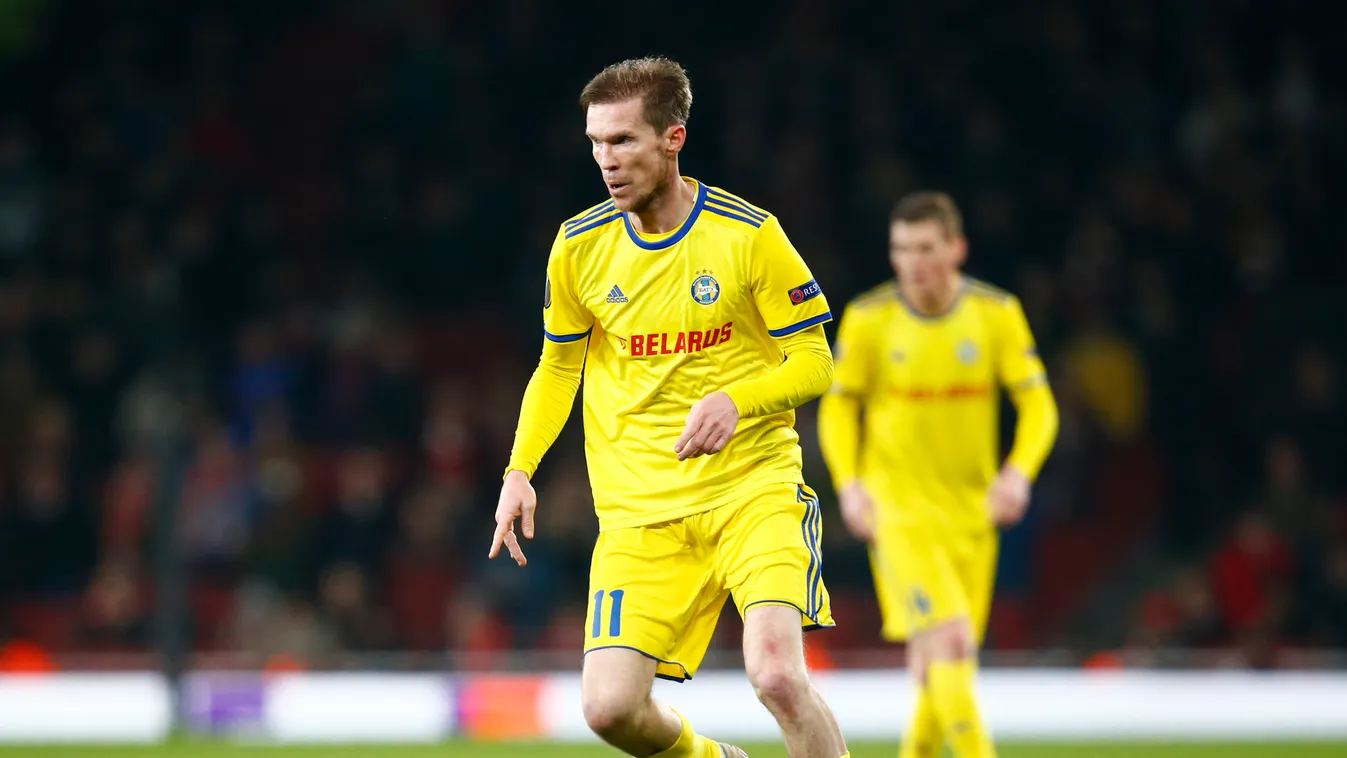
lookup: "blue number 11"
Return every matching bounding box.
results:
[591,589,625,639]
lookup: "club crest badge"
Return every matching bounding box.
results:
[956,339,979,365]
[690,273,720,306]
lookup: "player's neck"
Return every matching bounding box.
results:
[628,174,697,236]
[901,274,964,317]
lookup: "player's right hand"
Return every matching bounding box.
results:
[839,481,875,543]
[490,470,537,566]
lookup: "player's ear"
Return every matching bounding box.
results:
[665,124,686,155]
[952,235,969,266]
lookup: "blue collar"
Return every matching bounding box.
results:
[622,180,707,250]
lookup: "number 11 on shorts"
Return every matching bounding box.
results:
[591,589,625,638]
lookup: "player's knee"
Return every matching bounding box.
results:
[581,688,645,740]
[746,654,811,718]
[933,620,976,661]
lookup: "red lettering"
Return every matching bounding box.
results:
[688,330,703,352]
[646,334,658,354]
[720,321,733,341]
[704,328,719,348]
[631,334,644,356]
[660,333,671,354]
[674,332,687,353]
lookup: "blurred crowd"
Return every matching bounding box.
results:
[0,0,1344,670]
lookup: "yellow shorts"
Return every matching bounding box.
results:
[870,525,998,643]
[584,483,834,681]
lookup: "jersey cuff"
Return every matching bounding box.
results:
[767,311,833,338]
[543,327,592,343]
[1008,374,1048,391]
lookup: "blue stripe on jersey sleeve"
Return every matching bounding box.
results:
[565,201,616,228]
[706,188,768,221]
[768,311,833,337]
[564,212,623,238]
[703,204,763,228]
[544,327,592,343]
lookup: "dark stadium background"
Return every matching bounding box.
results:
[0,0,1344,687]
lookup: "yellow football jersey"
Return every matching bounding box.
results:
[829,278,1047,533]
[543,178,833,531]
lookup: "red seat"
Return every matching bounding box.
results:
[190,581,238,650]
[8,599,79,651]
[385,554,458,651]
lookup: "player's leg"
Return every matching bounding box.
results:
[871,538,940,758]
[917,617,992,758]
[907,531,997,758]
[582,647,683,754]
[582,522,728,757]
[718,484,849,758]
[900,642,940,758]
[742,604,848,757]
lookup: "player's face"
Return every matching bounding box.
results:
[586,97,684,213]
[889,220,967,295]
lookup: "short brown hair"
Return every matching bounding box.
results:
[580,57,692,132]
[890,191,964,239]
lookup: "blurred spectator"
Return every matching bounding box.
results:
[0,124,44,265]
[1210,512,1294,641]
[178,421,257,578]
[317,562,394,653]
[79,557,151,652]
[1133,567,1224,651]
[314,447,393,577]
[385,482,459,651]
[5,454,96,597]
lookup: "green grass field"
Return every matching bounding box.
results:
[3,743,1345,757]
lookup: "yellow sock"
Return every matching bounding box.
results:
[926,659,995,758]
[899,685,942,758]
[653,709,722,758]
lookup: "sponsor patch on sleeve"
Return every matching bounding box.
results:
[787,278,822,306]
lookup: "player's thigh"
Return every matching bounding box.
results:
[713,483,832,629]
[585,521,727,681]
[955,530,1000,645]
[879,525,971,640]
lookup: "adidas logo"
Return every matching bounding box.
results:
[606,285,629,303]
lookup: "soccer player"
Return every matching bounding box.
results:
[489,57,850,758]
[817,192,1059,758]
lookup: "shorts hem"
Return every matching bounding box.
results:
[904,611,975,640]
[584,644,692,682]
[742,599,835,631]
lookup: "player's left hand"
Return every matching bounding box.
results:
[675,391,740,461]
[988,464,1031,527]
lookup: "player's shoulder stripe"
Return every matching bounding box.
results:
[704,186,770,222]
[966,277,1014,302]
[703,202,764,228]
[564,198,615,228]
[563,203,623,240]
[849,280,898,310]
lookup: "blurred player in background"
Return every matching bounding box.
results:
[490,57,850,758]
[817,192,1059,758]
